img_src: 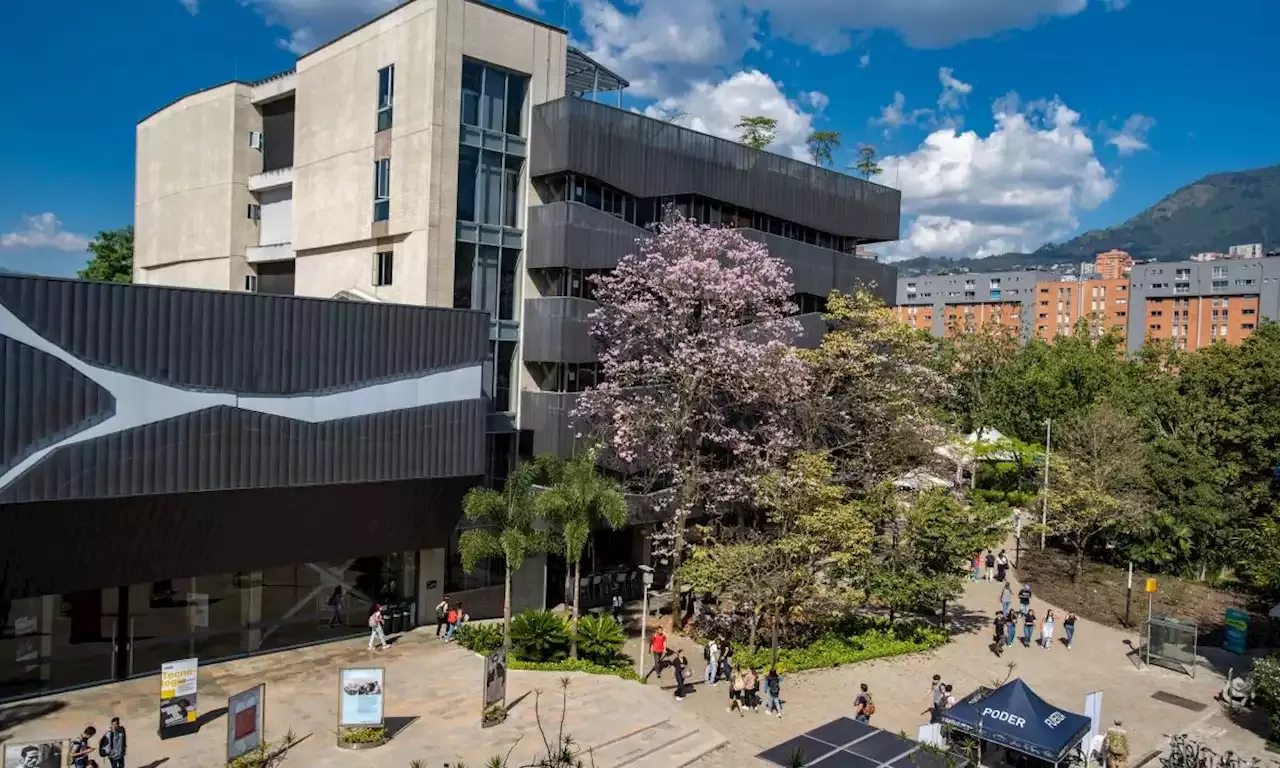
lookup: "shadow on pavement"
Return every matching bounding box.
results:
[386,715,418,739]
[0,699,67,741]
[506,690,533,714]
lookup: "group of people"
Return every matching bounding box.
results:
[432,595,469,643]
[67,719,127,768]
[992,582,1077,655]
[644,630,784,717]
[974,550,1012,583]
[926,674,958,723]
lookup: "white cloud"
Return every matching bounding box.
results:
[514,0,543,10]
[872,92,933,136]
[241,0,401,53]
[801,90,830,112]
[1102,0,1129,9]
[880,95,1116,260]
[641,70,817,160]
[859,53,871,68]
[179,0,199,13]
[937,67,973,111]
[0,214,91,253]
[1106,113,1155,155]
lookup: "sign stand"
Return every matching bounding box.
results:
[158,657,200,740]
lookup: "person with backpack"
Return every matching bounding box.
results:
[443,605,459,642]
[855,683,874,723]
[434,595,450,638]
[98,717,126,768]
[728,667,746,715]
[993,611,1007,657]
[764,668,783,718]
[984,551,996,581]
[704,638,720,685]
[70,725,97,768]
[995,550,1010,582]
[367,604,387,651]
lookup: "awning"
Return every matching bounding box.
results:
[941,679,1091,763]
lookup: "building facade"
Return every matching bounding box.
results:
[895,270,1039,338]
[133,0,902,618]
[0,275,489,702]
[1094,249,1134,280]
[1126,257,1280,351]
[1031,277,1130,343]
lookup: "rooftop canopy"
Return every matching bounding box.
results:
[565,46,629,96]
[941,679,1091,764]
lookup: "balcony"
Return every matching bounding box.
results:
[246,243,293,263]
[248,166,293,192]
[531,97,901,242]
[737,229,897,306]
[523,297,597,363]
[250,69,296,105]
[520,390,583,458]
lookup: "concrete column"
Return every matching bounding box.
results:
[241,572,263,653]
[39,596,55,684]
[417,548,446,627]
[510,553,547,613]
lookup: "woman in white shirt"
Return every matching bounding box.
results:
[1040,610,1055,650]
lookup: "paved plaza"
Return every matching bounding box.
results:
[0,571,1272,768]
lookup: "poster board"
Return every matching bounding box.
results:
[1223,608,1248,654]
[159,658,199,732]
[227,684,265,762]
[1,739,64,768]
[338,668,385,728]
[482,648,508,726]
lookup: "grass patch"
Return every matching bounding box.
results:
[509,657,642,682]
[733,621,947,673]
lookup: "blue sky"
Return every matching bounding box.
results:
[2,0,1277,274]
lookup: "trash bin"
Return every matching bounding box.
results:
[388,604,404,634]
[403,599,417,630]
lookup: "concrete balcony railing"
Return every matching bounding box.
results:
[522,297,597,363]
[248,166,293,192]
[246,242,294,263]
[251,69,296,104]
[520,390,584,459]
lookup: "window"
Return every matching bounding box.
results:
[1150,310,1163,317]
[488,339,518,411]
[906,282,917,292]
[453,242,475,309]
[457,145,478,222]
[373,158,391,221]
[505,75,526,136]
[1174,284,1189,294]
[244,274,258,292]
[503,156,524,228]
[498,248,519,320]
[1213,280,1228,289]
[1243,323,1256,330]
[1243,308,1257,315]
[1176,269,1191,279]
[377,65,395,131]
[457,147,522,227]
[1237,279,1255,286]
[462,61,483,128]
[247,204,261,220]
[463,60,529,137]
[1212,266,1228,279]
[373,251,394,286]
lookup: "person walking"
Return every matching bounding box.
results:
[1105,720,1130,768]
[943,684,956,711]
[646,628,667,680]
[764,668,783,718]
[926,674,946,723]
[1000,581,1012,615]
[444,602,465,642]
[719,639,734,683]
[1022,607,1037,648]
[611,592,624,625]
[995,550,1010,581]
[743,667,759,710]
[672,650,688,701]
[728,667,746,715]
[367,604,388,651]
[993,611,1007,657]
[1005,609,1018,647]
[972,553,982,582]
[98,717,126,768]
[1064,611,1078,649]
[855,683,874,723]
[1040,610,1056,650]
[327,586,345,627]
[704,638,721,685]
[1018,583,1032,612]
[434,595,450,638]
[70,726,97,768]
[984,551,996,581]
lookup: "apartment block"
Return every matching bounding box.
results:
[1127,257,1280,351]
[1095,249,1134,280]
[1031,277,1130,342]
[134,0,902,609]
[895,270,1039,338]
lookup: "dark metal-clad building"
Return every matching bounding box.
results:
[0,275,487,701]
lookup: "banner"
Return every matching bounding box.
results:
[483,648,507,715]
[159,658,199,730]
[339,668,385,727]
[1083,691,1104,766]
[1223,608,1248,654]
[227,684,265,762]
[2,739,64,768]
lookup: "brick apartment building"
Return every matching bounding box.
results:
[897,249,1280,353]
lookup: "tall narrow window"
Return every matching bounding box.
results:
[498,248,519,320]
[453,243,475,309]
[461,61,483,128]
[505,75,526,136]
[502,156,524,228]
[479,150,503,224]
[482,67,506,133]
[457,145,479,223]
[373,251,394,286]
[373,158,391,221]
[377,65,395,131]
[495,340,516,412]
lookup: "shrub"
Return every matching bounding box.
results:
[228,729,297,768]
[1252,655,1280,743]
[510,610,570,663]
[338,726,387,744]
[455,622,503,654]
[733,621,947,673]
[510,657,640,681]
[574,614,625,665]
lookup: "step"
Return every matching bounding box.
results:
[587,719,727,768]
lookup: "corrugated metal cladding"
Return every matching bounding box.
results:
[522,297,597,363]
[0,275,488,393]
[526,201,650,270]
[0,401,485,504]
[530,98,902,242]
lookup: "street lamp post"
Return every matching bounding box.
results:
[1040,418,1052,551]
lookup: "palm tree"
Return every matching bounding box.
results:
[459,462,548,651]
[535,449,628,659]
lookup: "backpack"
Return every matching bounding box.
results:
[436,602,447,620]
[368,612,380,628]
[703,644,711,661]
[985,554,995,567]
[860,694,875,715]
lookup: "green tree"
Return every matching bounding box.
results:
[1041,402,1149,581]
[535,449,628,659]
[853,145,883,180]
[736,115,779,150]
[77,226,134,283]
[460,463,550,650]
[806,130,841,167]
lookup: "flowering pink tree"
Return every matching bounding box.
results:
[573,215,811,617]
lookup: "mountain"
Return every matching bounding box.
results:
[894,164,1280,274]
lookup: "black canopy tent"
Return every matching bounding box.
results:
[941,679,1091,765]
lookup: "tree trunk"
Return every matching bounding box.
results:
[1073,547,1084,584]
[503,563,513,651]
[668,478,695,634]
[770,608,780,667]
[748,607,760,650]
[569,559,581,659]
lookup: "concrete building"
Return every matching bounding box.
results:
[1126,256,1280,352]
[1229,243,1264,260]
[1095,249,1134,280]
[0,275,488,702]
[134,0,902,616]
[895,270,1039,338]
[1031,277,1130,343]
